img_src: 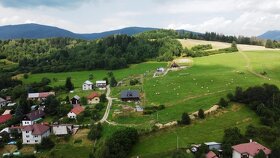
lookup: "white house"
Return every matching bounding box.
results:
[22,124,50,144]
[0,97,7,108]
[232,141,271,158]
[156,67,165,73]
[82,80,93,90]
[96,81,107,89]
[67,105,85,119]
[51,124,73,136]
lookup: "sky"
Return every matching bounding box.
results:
[0,0,280,36]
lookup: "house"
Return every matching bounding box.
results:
[170,62,179,68]
[22,110,45,126]
[51,124,73,136]
[135,105,144,112]
[96,81,107,89]
[27,92,55,101]
[87,92,100,104]
[204,142,222,151]
[67,105,85,119]
[156,67,165,73]
[0,114,12,124]
[82,80,93,90]
[120,90,140,102]
[206,151,219,158]
[232,141,271,158]
[22,124,50,144]
[71,95,80,105]
[0,97,7,108]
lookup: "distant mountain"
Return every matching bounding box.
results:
[258,30,280,40]
[0,23,158,40]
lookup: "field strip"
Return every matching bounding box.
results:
[168,89,231,106]
[239,52,279,82]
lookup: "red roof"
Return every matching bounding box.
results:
[0,114,12,124]
[22,124,50,135]
[71,105,85,115]
[87,92,100,99]
[206,151,218,158]
[232,142,271,156]
[39,92,55,98]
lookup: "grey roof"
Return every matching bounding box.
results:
[0,97,6,103]
[25,110,45,121]
[120,90,140,99]
[73,95,80,100]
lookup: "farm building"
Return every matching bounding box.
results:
[120,90,140,102]
[67,105,85,119]
[82,80,93,90]
[87,92,100,104]
[22,110,45,126]
[51,124,73,136]
[232,141,271,158]
[22,124,50,144]
[0,97,7,108]
[71,95,80,105]
[96,81,107,89]
[27,92,55,101]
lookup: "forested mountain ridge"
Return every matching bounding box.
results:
[0,23,158,40]
[258,30,280,40]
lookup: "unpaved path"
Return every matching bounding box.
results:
[97,85,113,124]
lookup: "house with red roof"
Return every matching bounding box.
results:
[0,114,12,124]
[22,124,50,144]
[67,105,85,119]
[87,92,100,104]
[232,141,271,158]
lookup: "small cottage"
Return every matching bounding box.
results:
[157,67,165,73]
[82,80,93,90]
[67,105,85,119]
[87,92,100,104]
[71,95,80,105]
[170,62,179,68]
[120,90,140,102]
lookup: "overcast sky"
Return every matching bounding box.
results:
[0,0,280,36]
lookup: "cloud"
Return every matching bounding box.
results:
[0,0,90,8]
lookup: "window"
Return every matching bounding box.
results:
[35,140,38,143]
[34,135,38,138]
[25,131,29,133]
[27,140,30,142]
[26,135,29,138]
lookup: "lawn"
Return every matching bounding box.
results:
[130,104,260,158]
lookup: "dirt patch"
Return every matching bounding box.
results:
[173,58,193,65]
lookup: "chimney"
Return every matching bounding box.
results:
[250,139,252,143]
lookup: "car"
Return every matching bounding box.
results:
[7,141,17,145]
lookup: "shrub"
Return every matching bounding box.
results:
[198,109,205,119]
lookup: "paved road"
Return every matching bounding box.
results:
[97,85,113,124]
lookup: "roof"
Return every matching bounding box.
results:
[84,80,93,85]
[25,110,45,121]
[232,141,271,156]
[70,106,85,115]
[22,124,50,135]
[87,92,100,99]
[171,62,179,68]
[0,114,12,124]
[28,92,54,98]
[52,125,69,135]
[120,90,140,99]
[96,81,106,84]
[0,97,7,103]
[206,151,218,158]
[2,110,11,115]
[205,142,221,146]
[73,95,80,100]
